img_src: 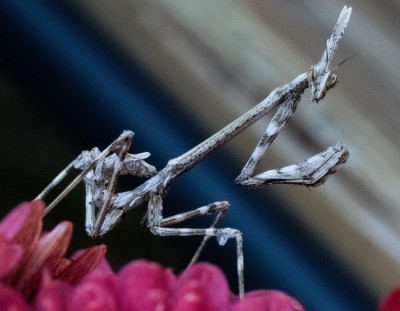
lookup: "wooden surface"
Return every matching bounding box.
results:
[72,0,400,297]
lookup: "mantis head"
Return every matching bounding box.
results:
[308,5,352,103]
[308,51,353,103]
[308,63,339,103]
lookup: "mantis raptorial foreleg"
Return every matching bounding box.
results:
[36,131,157,235]
[235,96,349,188]
[76,147,157,235]
[236,95,300,186]
[238,143,349,188]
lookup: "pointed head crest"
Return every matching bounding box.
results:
[308,6,352,103]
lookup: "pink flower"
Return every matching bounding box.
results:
[379,288,400,311]
[173,263,231,311]
[0,201,106,305]
[232,290,305,311]
[69,259,305,311]
[117,260,176,311]
[1,202,306,311]
[0,283,30,311]
[113,261,306,311]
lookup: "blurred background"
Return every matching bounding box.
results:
[1,1,400,310]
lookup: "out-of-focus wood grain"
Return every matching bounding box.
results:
[73,0,400,296]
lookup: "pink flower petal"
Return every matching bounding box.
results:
[5,201,44,243]
[12,221,73,298]
[68,279,117,311]
[38,222,73,275]
[90,259,114,275]
[379,288,400,311]
[173,263,230,311]
[0,283,31,311]
[57,245,107,284]
[232,290,305,311]
[117,260,176,311]
[70,251,113,275]
[2,201,44,287]
[79,259,117,295]
[65,258,117,311]
[0,234,23,278]
[35,273,72,311]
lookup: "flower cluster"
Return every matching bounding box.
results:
[379,288,400,311]
[0,201,106,310]
[68,260,305,311]
[0,201,305,311]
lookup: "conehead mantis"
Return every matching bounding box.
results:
[36,6,352,299]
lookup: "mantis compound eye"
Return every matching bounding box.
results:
[328,74,339,88]
[308,66,317,82]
